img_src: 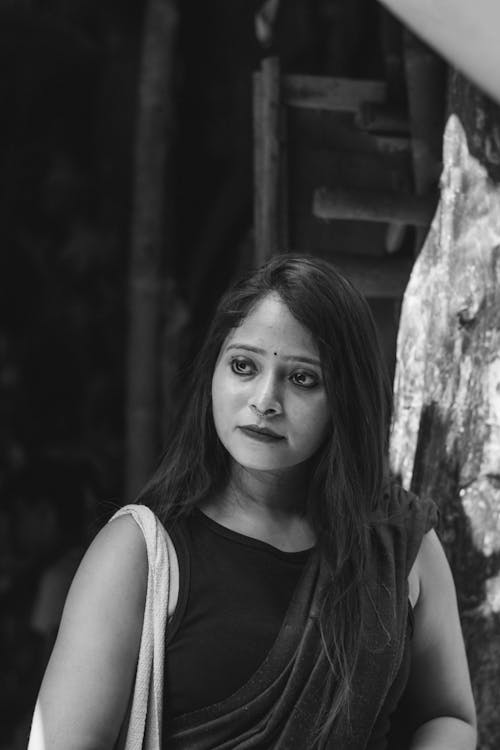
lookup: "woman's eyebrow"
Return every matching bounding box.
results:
[226,343,320,367]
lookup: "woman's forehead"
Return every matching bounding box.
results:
[223,293,320,358]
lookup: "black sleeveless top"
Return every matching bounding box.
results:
[163,508,312,720]
[162,495,426,749]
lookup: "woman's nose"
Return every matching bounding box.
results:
[249,374,282,416]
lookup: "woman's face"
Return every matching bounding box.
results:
[211,293,331,472]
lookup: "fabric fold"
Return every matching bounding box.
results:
[165,485,438,749]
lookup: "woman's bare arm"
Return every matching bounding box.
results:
[407,530,477,750]
[28,515,148,750]
[379,0,500,104]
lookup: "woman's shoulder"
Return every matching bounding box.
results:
[87,511,148,568]
[32,513,149,749]
[98,511,149,559]
[64,512,149,629]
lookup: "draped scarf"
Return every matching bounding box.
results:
[164,487,437,749]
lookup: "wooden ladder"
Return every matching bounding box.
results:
[253,49,443,300]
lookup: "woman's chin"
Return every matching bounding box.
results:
[230,452,306,474]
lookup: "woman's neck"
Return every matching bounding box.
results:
[199,462,316,552]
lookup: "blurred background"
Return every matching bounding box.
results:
[2,0,497,747]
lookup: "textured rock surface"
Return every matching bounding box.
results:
[390,88,500,747]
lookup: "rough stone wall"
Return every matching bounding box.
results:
[390,80,500,748]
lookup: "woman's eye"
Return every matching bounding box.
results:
[230,357,255,375]
[291,371,319,388]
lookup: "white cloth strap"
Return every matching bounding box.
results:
[111,503,175,750]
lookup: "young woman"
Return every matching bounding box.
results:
[29,256,476,749]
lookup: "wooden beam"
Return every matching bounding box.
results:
[125,0,178,500]
[356,102,410,134]
[369,135,412,154]
[313,187,436,226]
[283,75,387,112]
[254,57,281,265]
[325,253,413,298]
[404,30,446,254]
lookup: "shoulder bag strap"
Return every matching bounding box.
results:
[110,503,177,750]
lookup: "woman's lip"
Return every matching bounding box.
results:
[238,425,285,441]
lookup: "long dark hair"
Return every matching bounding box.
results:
[138,254,392,743]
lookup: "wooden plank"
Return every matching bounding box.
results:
[253,70,264,262]
[286,107,412,157]
[404,30,446,254]
[369,135,412,155]
[279,83,290,252]
[254,57,280,265]
[125,0,178,499]
[283,74,387,112]
[313,186,436,226]
[324,252,413,298]
[356,102,410,134]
